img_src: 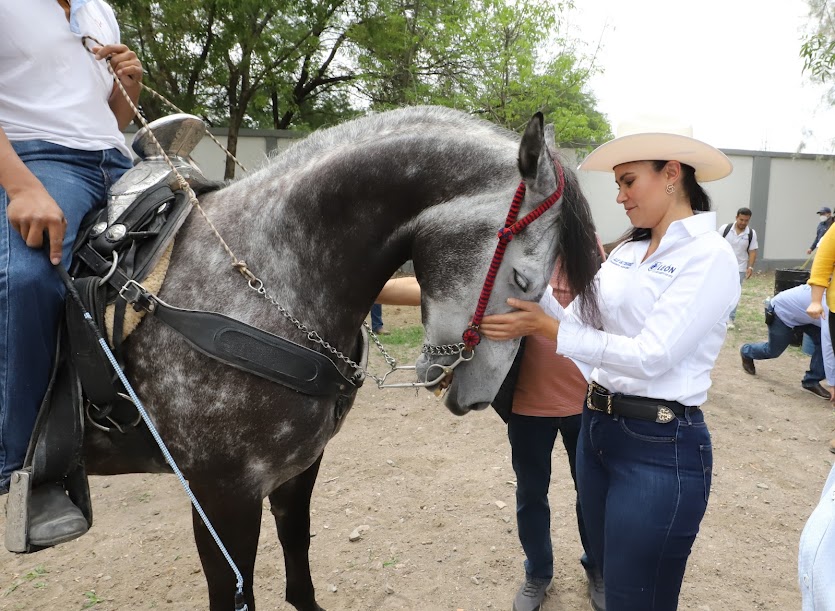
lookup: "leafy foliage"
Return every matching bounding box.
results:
[801,1,835,91]
[110,0,610,178]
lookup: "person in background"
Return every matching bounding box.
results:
[0,0,141,546]
[370,303,387,335]
[807,206,832,255]
[740,284,831,399]
[799,457,835,610]
[798,292,835,609]
[805,221,835,455]
[719,207,758,329]
[480,118,739,611]
[504,255,606,611]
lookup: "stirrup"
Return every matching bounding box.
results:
[5,468,91,553]
[5,468,32,552]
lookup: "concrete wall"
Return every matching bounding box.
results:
[124,127,300,181]
[126,126,835,269]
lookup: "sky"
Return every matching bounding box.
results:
[566,0,835,155]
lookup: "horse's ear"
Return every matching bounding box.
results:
[544,123,556,149]
[518,113,544,180]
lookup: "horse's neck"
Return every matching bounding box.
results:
[186,187,405,350]
[190,141,516,343]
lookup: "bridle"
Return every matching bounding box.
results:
[382,156,567,390]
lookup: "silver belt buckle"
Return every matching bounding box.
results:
[587,383,612,415]
[655,406,675,423]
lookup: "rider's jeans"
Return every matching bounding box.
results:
[0,140,131,491]
[577,402,712,611]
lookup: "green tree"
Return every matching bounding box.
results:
[801,1,835,87]
[112,0,365,178]
[350,0,610,144]
[349,0,474,108]
[110,0,610,178]
[460,0,609,144]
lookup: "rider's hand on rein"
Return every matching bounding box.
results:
[93,43,144,89]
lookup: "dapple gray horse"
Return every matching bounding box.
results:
[82,106,599,610]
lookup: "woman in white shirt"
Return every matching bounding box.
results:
[481,120,739,611]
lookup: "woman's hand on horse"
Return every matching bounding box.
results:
[481,299,559,342]
[6,185,66,265]
[93,44,144,87]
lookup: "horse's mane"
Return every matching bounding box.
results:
[248,106,519,181]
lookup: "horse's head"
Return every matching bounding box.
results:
[414,113,599,415]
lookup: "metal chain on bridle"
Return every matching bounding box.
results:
[82,36,406,387]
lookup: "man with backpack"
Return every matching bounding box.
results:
[719,207,758,329]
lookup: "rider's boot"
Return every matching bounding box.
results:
[27,482,88,547]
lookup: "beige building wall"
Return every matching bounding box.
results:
[125,126,835,268]
[766,157,835,260]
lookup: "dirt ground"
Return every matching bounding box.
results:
[2,272,834,611]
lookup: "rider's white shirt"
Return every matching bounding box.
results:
[540,211,740,407]
[0,0,131,158]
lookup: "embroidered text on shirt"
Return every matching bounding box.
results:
[648,262,677,276]
[610,257,633,269]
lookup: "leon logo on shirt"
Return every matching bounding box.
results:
[648,261,677,277]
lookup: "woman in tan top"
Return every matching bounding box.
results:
[504,257,604,611]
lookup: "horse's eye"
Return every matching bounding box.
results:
[513,270,530,292]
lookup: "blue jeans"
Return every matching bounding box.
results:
[729,271,745,321]
[577,402,712,610]
[508,412,594,580]
[740,316,824,385]
[370,303,383,331]
[0,140,132,491]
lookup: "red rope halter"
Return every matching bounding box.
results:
[462,161,566,349]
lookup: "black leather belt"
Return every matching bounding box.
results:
[586,382,699,424]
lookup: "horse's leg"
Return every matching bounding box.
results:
[268,454,324,611]
[189,480,263,611]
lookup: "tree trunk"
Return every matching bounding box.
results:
[224,113,244,181]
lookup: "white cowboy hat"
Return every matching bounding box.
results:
[579,116,732,182]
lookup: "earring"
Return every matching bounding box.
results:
[666,184,675,195]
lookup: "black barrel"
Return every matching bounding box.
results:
[774,268,810,294]
[774,269,811,346]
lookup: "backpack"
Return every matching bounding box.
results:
[722,223,754,251]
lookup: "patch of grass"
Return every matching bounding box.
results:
[368,325,425,368]
[730,272,775,344]
[5,565,49,597]
[374,325,423,347]
[82,590,104,609]
[24,565,48,581]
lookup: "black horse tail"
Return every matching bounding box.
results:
[555,165,602,328]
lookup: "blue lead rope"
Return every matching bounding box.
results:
[57,264,248,611]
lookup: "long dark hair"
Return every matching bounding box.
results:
[620,161,710,243]
[556,167,602,328]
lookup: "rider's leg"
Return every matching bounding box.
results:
[0,141,130,544]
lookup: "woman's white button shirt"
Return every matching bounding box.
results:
[540,211,739,406]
